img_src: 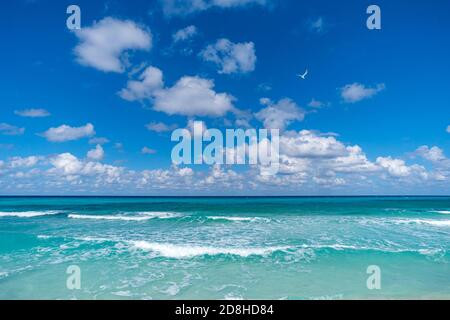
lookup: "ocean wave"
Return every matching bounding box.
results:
[68,214,152,221]
[393,219,450,227]
[131,241,288,258]
[136,212,181,219]
[206,216,269,223]
[433,210,450,215]
[0,211,63,218]
[68,211,180,221]
[300,243,446,256]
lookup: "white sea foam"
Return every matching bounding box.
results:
[207,216,269,223]
[0,211,62,218]
[68,214,152,221]
[136,211,181,219]
[131,241,288,258]
[393,219,450,227]
[433,210,450,215]
[162,283,181,296]
[112,291,133,297]
[74,236,114,242]
[37,235,52,239]
[303,244,360,251]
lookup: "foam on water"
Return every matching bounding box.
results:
[68,211,180,221]
[136,211,181,219]
[0,211,63,218]
[393,218,450,227]
[131,241,288,258]
[68,214,152,221]
[433,210,450,215]
[206,216,269,223]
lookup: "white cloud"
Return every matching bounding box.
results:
[160,0,268,17]
[141,146,157,155]
[308,99,329,108]
[153,76,235,116]
[173,25,198,43]
[415,146,446,163]
[376,157,412,177]
[9,156,41,168]
[331,146,379,173]
[73,17,152,73]
[48,153,124,185]
[119,66,163,101]
[42,123,95,142]
[146,122,178,133]
[89,137,110,145]
[87,144,104,160]
[340,83,385,103]
[50,153,83,175]
[200,38,256,74]
[0,123,25,136]
[414,146,450,172]
[120,66,236,117]
[447,125,450,133]
[255,98,305,131]
[280,130,347,158]
[14,108,50,117]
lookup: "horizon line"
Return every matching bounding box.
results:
[1,195,450,198]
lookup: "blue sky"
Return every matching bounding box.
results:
[0,0,449,195]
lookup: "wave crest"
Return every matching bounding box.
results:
[0,211,63,218]
[131,241,288,258]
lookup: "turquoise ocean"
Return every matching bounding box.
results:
[0,196,449,300]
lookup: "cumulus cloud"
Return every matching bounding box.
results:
[415,146,446,163]
[0,123,25,136]
[146,122,178,133]
[172,25,198,43]
[340,83,385,103]
[119,66,163,101]
[14,108,50,118]
[153,76,235,116]
[87,144,104,160]
[255,98,305,131]
[9,156,42,168]
[73,17,152,73]
[280,130,347,158]
[200,38,256,74]
[120,66,236,117]
[49,153,124,184]
[41,123,95,142]
[376,157,413,178]
[414,146,450,171]
[447,125,450,133]
[160,0,268,17]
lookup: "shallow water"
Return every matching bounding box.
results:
[0,196,449,299]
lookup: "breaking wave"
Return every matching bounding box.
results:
[131,241,289,258]
[68,211,181,221]
[0,211,63,218]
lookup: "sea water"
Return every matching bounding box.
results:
[0,196,449,299]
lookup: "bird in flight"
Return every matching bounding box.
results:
[298,69,308,80]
